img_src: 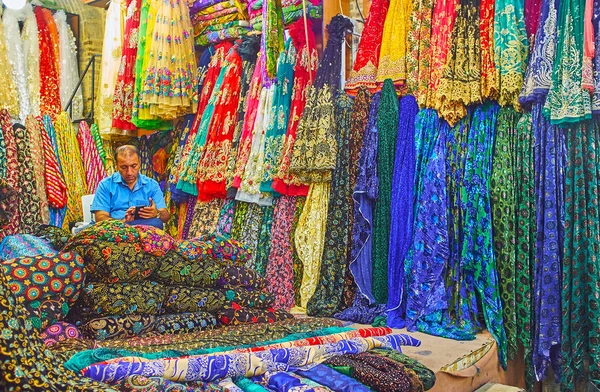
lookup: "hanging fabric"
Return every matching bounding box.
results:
[405,0,435,106]
[35,7,62,118]
[54,10,83,120]
[3,7,30,121]
[22,4,41,117]
[25,116,49,224]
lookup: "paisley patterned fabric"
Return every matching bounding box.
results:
[80,314,157,340]
[117,375,222,391]
[78,281,167,318]
[153,252,221,288]
[218,304,294,326]
[83,334,419,384]
[1,252,84,328]
[163,286,227,314]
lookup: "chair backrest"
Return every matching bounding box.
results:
[81,194,95,223]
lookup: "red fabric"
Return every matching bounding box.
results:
[112,0,143,130]
[36,8,62,118]
[40,118,68,209]
[196,46,243,200]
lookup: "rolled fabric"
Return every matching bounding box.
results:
[218,304,294,325]
[163,286,227,313]
[79,281,167,317]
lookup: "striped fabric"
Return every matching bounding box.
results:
[77,121,108,194]
[41,117,68,209]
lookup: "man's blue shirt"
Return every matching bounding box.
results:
[91,173,167,220]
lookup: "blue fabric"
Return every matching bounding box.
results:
[254,372,315,392]
[91,173,167,220]
[296,364,371,392]
[126,218,164,230]
[386,95,418,328]
[0,234,56,260]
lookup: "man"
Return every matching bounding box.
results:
[91,145,170,228]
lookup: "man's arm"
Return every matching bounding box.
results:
[94,210,111,222]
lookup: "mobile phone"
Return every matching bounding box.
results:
[133,205,149,219]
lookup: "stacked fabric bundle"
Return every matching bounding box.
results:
[250,0,323,31]
[189,0,251,47]
[61,220,292,341]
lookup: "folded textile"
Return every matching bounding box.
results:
[192,0,237,17]
[117,375,223,391]
[254,371,319,392]
[63,220,140,251]
[40,321,81,347]
[234,377,270,391]
[370,348,435,390]
[2,252,84,328]
[77,241,157,284]
[296,364,371,392]
[79,281,166,317]
[194,14,247,37]
[34,224,72,250]
[154,311,218,335]
[153,252,221,287]
[83,334,421,383]
[218,305,294,325]
[80,314,157,340]
[193,5,239,22]
[323,352,424,392]
[222,287,275,308]
[218,265,267,290]
[0,234,56,259]
[190,0,232,14]
[197,233,253,264]
[163,286,227,313]
[135,225,175,256]
[196,27,252,46]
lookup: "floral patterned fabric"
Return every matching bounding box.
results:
[2,254,81,330]
[40,321,81,347]
[153,252,221,288]
[0,234,55,260]
[163,286,226,314]
[135,225,176,256]
[218,304,294,326]
[34,224,71,250]
[78,281,167,318]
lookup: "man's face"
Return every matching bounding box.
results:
[116,153,140,187]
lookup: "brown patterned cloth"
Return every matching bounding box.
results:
[162,286,227,314]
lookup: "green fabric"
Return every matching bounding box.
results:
[371,315,387,327]
[64,326,354,372]
[371,79,398,304]
[490,108,520,359]
[325,365,353,377]
[263,0,284,80]
[513,113,535,388]
[292,196,306,306]
[371,348,436,390]
[544,0,591,124]
[234,377,269,392]
[561,121,600,390]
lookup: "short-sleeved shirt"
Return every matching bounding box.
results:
[91,173,167,220]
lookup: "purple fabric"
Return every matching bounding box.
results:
[189,0,225,14]
[348,92,381,305]
[182,197,197,240]
[386,95,418,328]
[532,102,565,382]
[519,0,558,107]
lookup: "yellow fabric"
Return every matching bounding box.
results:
[375,0,414,85]
[293,182,330,312]
[54,112,88,229]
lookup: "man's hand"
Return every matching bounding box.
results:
[138,198,158,219]
[124,206,135,222]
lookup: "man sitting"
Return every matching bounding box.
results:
[91,145,170,229]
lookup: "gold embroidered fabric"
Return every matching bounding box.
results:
[288,85,336,184]
[22,5,41,117]
[25,116,50,224]
[435,2,482,126]
[375,0,414,85]
[293,182,330,312]
[96,0,124,136]
[0,8,18,117]
[405,0,435,106]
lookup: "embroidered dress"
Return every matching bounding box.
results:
[260,38,296,194]
[138,0,197,120]
[345,0,390,94]
[426,0,459,108]
[196,45,243,201]
[112,0,142,130]
[97,0,124,135]
[544,0,591,124]
[22,5,40,117]
[3,7,29,121]
[36,7,62,118]
[480,0,498,101]
[54,10,83,120]
[376,0,413,87]
[405,0,435,106]
[271,19,317,196]
[494,0,529,109]
[525,0,543,39]
[436,0,482,125]
[519,0,558,106]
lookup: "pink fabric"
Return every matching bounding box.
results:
[77,121,107,194]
